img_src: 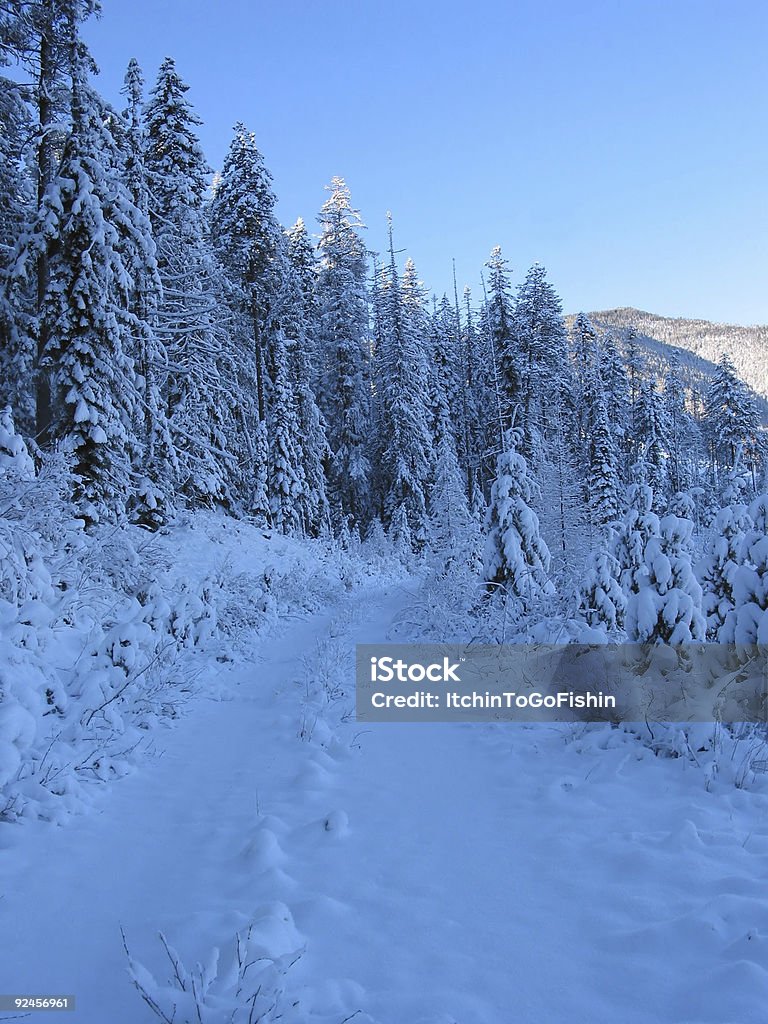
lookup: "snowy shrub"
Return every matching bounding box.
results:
[124,915,304,1024]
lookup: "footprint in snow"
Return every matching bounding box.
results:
[323,809,349,837]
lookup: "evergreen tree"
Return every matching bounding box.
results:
[617,484,705,642]
[635,379,670,502]
[377,241,433,549]
[511,263,567,455]
[484,245,518,429]
[314,177,371,526]
[721,495,768,647]
[705,353,760,481]
[209,122,284,423]
[17,38,149,523]
[585,372,621,531]
[599,331,630,451]
[697,503,752,640]
[428,430,480,573]
[144,57,232,509]
[267,339,305,534]
[576,544,626,634]
[0,64,34,427]
[119,58,176,528]
[483,428,554,606]
[284,218,330,536]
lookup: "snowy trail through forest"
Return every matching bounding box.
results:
[3,579,768,1024]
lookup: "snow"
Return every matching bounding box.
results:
[1,517,768,1022]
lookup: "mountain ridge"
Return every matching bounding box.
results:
[569,306,768,405]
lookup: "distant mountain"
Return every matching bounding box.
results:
[582,307,768,403]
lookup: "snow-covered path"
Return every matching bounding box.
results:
[3,579,768,1024]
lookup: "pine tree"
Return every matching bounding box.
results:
[599,331,630,451]
[314,177,371,526]
[283,218,330,536]
[577,544,626,634]
[17,37,149,523]
[267,339,305,534]
[635,379,670,503]
[721,495,768,647]
[705,353,760,481]
[377,240,433,549]
[0,62,34,428]
[483,428,555,606]
[697,503,752,640]
[428,431,480,573]
[618,485,705,643]
[511,263,568,455]
[209,122,284,424]
[144,57,232,509]
[484,245,518,429]
[585,372,621,531]
[663,357,698,495]
[119,58,176,528]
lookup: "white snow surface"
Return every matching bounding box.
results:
[2,517,768,1022]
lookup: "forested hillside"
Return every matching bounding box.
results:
[589,307,768,403]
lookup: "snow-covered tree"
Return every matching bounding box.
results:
[619,486,705,643]
[283,218,330,536]
[377,243,433,548]
[16,42,149,523]
[484,245,518,429]
[635,379,670,503]
[0,406,35,482]
[697,503,752,640]
[144,57,232,509]
[119,58,176,528]
[511,263,568,454]
[314,177,371,526]
[428,431,480,573]
[576,544,626,634]
[209,122,284,423]
[483,428,555,606]
[721,495,768,647]
[267,339,305,534]
[705,353,761,481]
[585,373,621,531]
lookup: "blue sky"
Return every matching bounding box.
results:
[84,0,768,325]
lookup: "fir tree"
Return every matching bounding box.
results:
[585,372,621,531]
[377,240,433,549]
[577,544,626,634]
[721,495,768,647]
[267,339,305,534]
[284,218,330,536]
[483,428,554,606]
[618,485,705,643]
[209,122,284,423]
[144,57,232,509]
[18,39,147,522]
[697,503,752,640]
[511,263,567,455]
[705,353,760,480]
[314,177,371,526]
[119,58,176,528]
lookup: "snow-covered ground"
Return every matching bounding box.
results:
[2,521,768,1023]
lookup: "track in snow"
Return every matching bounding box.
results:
[2,581,768,1024]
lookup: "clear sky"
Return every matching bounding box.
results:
[84,0,768,325]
